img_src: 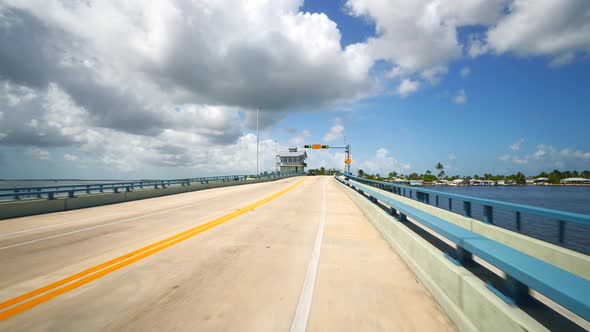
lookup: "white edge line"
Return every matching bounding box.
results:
[290,183,327,332]
[0,212,127,238]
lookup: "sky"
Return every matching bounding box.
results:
[0,0,589,179]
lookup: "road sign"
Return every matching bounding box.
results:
[345,158,352,164]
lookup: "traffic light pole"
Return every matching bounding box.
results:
[345,144,351,175]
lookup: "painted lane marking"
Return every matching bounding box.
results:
[0,178,307,320]
[290,183,327,332]
[0,181,293,250]
[0,212,127,238]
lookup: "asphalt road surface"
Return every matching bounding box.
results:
[0,176,455,331]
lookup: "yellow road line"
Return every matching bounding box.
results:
[0,178,307,320]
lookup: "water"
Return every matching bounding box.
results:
[405,185,590,255]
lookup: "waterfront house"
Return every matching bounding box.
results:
[393,178,410,185]
[533,177,549,184]
[451,179,465,186]
[560,177,590,184]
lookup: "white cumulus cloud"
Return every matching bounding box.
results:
[359,148,410,175]
[397,79,420,98]
[454,89,467,104]
[510,138,524,152]
[323,124,344,142]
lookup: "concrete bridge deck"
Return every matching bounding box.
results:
[0,176,455,331]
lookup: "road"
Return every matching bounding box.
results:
[0,176,456,331]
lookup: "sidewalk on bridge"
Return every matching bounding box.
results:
[306,177,456,331]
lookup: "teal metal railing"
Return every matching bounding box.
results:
[342,174,590,253]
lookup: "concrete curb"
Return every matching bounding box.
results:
[335,179,549,332]
[0,176,295,220]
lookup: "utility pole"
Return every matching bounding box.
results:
[256,106,260,177]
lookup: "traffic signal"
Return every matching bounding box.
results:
[304,144,330,149]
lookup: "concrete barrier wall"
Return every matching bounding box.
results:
[0,177,297,220]
[0,199,66,219]
[350,180,590,280]
[335,179,549,332]
[65,192,127,210]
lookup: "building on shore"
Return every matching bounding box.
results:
[278,147,307,174]
[560,177,590,184]
[533,177,550,184]
[450,179,465,186]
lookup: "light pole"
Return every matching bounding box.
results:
[256,106,260,177]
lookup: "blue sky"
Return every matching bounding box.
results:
[270,51,590,176]
[1,0,589,179]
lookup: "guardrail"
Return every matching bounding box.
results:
[0,173,303,201]
[335,174,590,323]
[343,174,590,253]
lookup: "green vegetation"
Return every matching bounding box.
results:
[307,167,340,175]
[356,162,590,184]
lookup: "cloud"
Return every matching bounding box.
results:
[323,123,344,142]
[397,79,420,98]
[498,143,590,170]
[467,34,489,57]
[347,0,506,94]
[25,147,51,160]
[485,0,590,65]
[510,138,524,152]
[347,0,505,71]
[288,129,312,145]
[460,67,471,78]
[64,153,79,161]
[448,153,457,161]
[511,156,528,164]
[1,2,375,115]
[534,144,550,160]
[421,66,448,84]
[306,149,345,170]
[454,89,467,104]
[359,148,410,175]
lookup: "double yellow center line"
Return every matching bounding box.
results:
[0,178,307,320]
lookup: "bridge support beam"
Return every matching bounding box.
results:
[389,207,397,216]
[483,205,493,224]
[456,246,473,265]
[463,201,472,217]
[558,220,565,243]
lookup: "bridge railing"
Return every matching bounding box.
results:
[335,174,590,323]
[0,172,303,201]
[342,174,590,254]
